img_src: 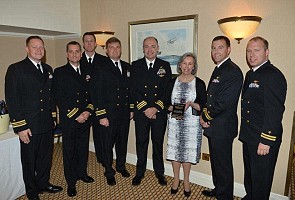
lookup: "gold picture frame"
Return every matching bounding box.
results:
[128,15,198,74]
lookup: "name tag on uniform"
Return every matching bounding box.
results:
[249,80,259,88]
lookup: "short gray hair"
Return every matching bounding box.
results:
[176,52,198,75]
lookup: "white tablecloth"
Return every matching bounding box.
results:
[0,128,25,200]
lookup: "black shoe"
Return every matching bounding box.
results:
[118,169,130,177]
[202,189,216,197]
[106,176,116,186]
[132,176,143,186]
[78,175,94,183]
[171,187,179,194]
[28,195,40,200]
[97,159,105,167]
[67,186,77,197]
[184,189,191,197]
[39,184,63,193]
[171,182,180,194]
[156,175,167,186]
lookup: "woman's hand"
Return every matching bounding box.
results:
[185,101,200,111]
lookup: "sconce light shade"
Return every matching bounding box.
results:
[217,16,262,44]
[91,31,115,48]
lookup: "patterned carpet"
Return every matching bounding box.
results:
[18,143,241,199]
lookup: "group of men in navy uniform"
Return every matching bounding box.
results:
[5,33,286,200]
[4,33,171,199]
[200,36,287,200]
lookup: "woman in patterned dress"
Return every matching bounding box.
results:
[165,52,206,197]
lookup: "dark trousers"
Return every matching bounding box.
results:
[92,119,103,164]
[62,124,90,187]
[101,122,130,178]
[20,131,53,198]
[208,137,234,200]
[242,142,280,200]
[134,118,167,177]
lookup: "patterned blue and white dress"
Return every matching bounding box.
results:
[166,77,202,164]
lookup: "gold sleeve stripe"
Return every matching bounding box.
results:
[137,101,147,110]
[203,108,213,120]
[52,112,57,118]
[95,109,106,116]
[155,100,164,109]
[137,101,146,107]
[86,104,94,110]
[11,120,27,128]
[130,104,134,109]
[261,133,276,141]
[67,108,79,118]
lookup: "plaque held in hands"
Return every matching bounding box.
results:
[171,98,185,120]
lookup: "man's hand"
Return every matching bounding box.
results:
[185,101,200,111]
[168,105,173,112]
[144,107,158,119]
[18,129,32,144]
[82,111,91,120]
[76,114,86,123]
[100,118,109,127]
[257,143,270,156]
[200,115,210,128]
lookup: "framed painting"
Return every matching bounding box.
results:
[128,15,198,74]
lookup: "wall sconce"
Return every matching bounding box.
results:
[217,16,262,44]
[91,31,115,48]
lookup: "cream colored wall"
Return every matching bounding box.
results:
[78,0,295,195]
[0,0,294,196]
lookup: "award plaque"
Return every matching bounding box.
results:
[171,103,185,120]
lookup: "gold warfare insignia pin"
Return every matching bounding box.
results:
[157,66,166,77]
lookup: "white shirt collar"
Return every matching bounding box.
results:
[111,59,120,66]
[85,52,95,61]
[145,58,155,68]
[252,60,268,72]
[28,57,41,69]
[69,63,80,71]
[216,57,230,68]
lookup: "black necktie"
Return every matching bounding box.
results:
[88,58,92,64]
[149,62,153,70]
[36,64,43,75]
[115,62,121,74]
[76,67,80,75]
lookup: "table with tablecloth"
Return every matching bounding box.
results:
[0,127,25,200]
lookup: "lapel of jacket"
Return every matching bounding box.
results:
[42,64,50,83]
[66,63,82,83]
[152,58,161,74]
[242,70,252,95]
[208,58,229,88]
[141,58,149,72]
[25,57,45,83]
[108,58,123,78]
[121,61,130,81]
